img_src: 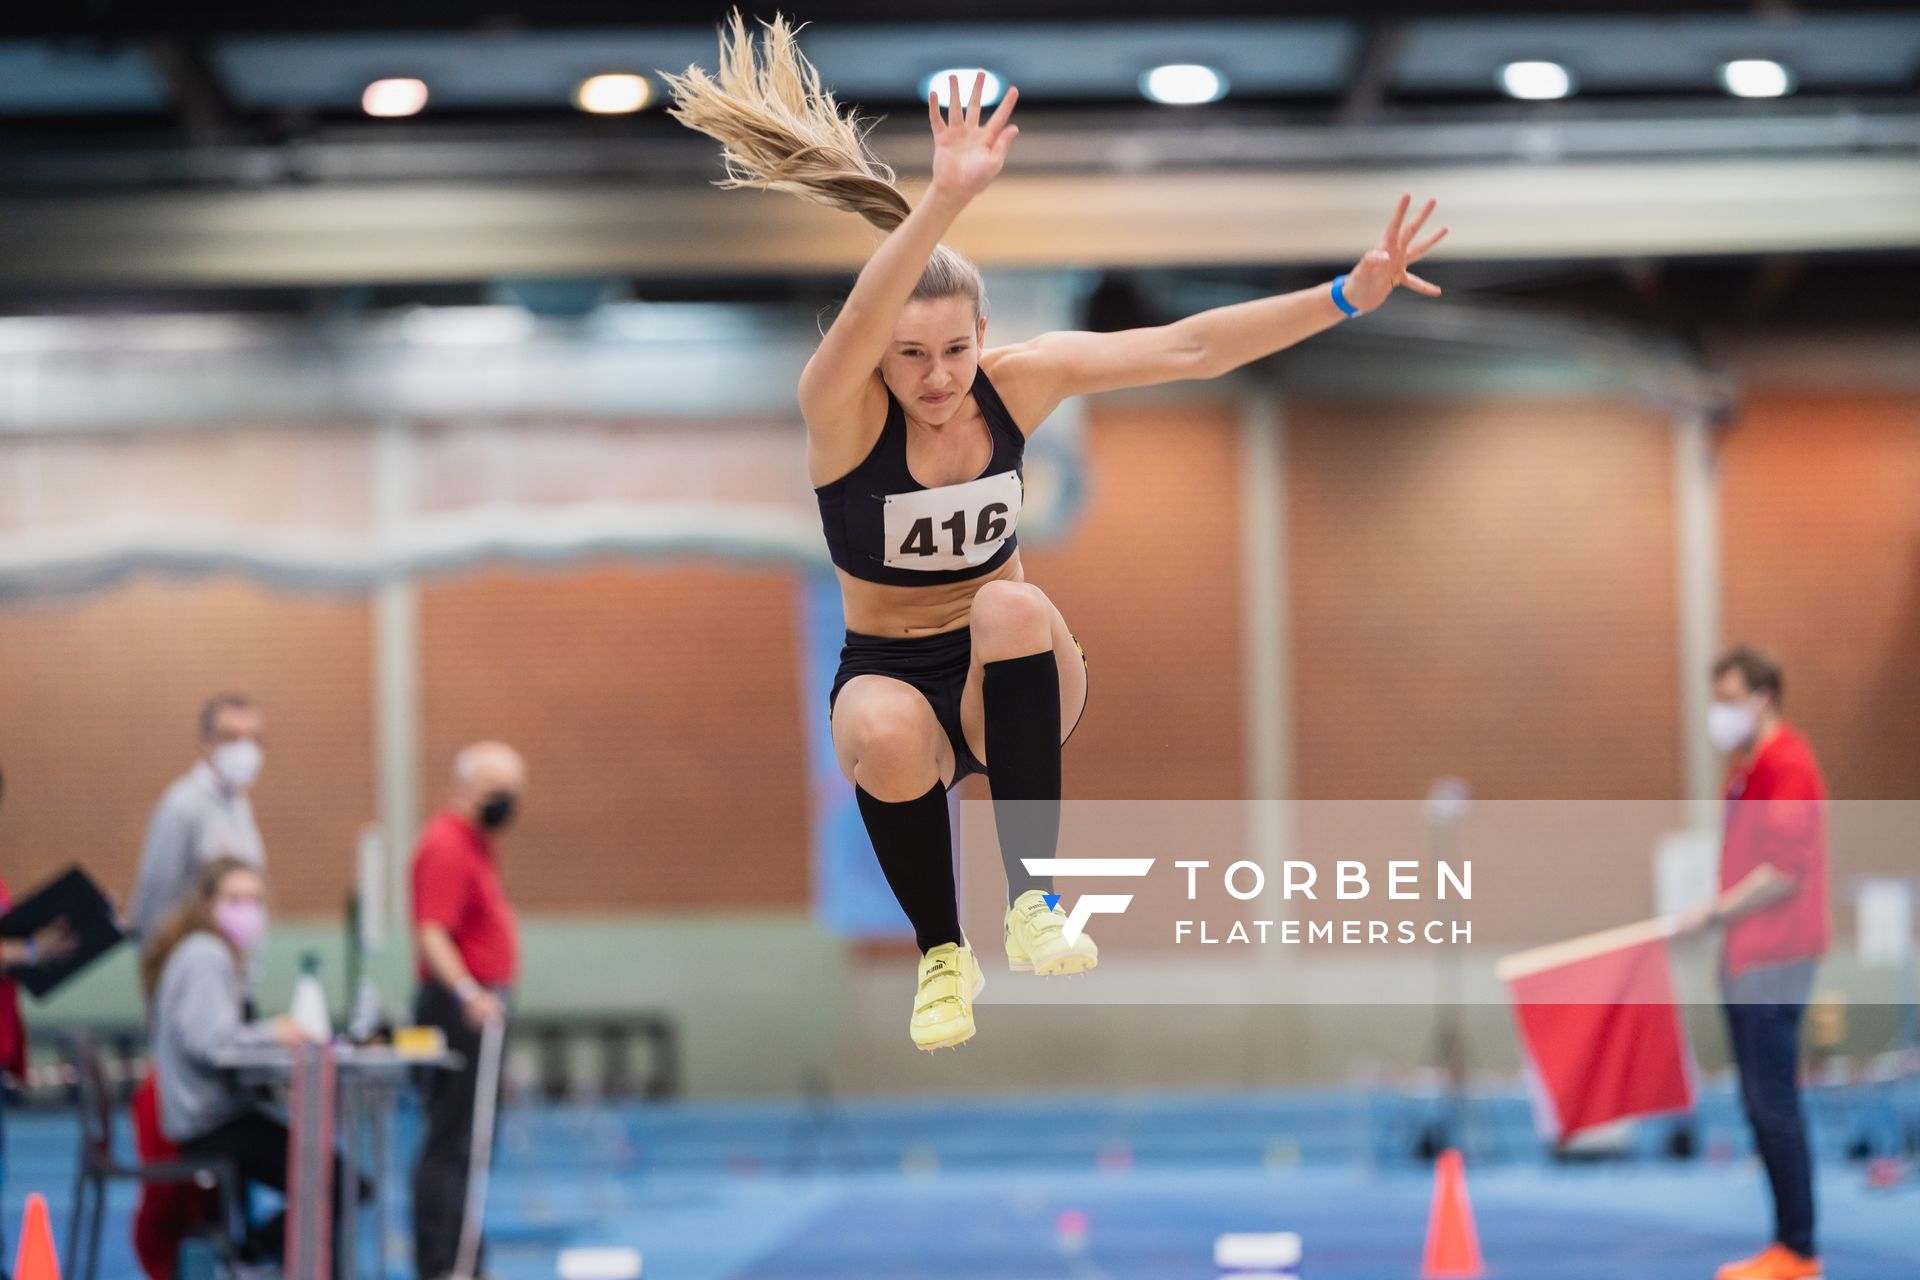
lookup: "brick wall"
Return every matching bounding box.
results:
[1020,399,1250,800]
[1719,390,1920,800]
[1286,396,1683,801]
[4,387,1916,930]
[0,577,374,915]
[1283,396,1685,939]
[416,562,812,910]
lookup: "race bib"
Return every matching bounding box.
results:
[882,470,1022,571]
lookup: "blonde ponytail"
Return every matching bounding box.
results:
[663,11,986,314]
[662,11,910,231]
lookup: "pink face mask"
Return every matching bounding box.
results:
[212,899,268,953]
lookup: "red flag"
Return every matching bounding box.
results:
[1500,919,1695,1143]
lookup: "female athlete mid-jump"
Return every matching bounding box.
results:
[667,16,1446,1051]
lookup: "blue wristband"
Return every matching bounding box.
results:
[1330,275,1360,318]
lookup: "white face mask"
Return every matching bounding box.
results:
[1706,700,1758,753]
[211,739,264,792]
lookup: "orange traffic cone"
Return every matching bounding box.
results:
[13,1193,60,1280]
[1420,1148,1483,1279]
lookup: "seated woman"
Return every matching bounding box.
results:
[141,856,327,1266]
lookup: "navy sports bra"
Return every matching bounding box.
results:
[814,366,1026,588]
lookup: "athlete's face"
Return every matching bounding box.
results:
[881,296,986,425]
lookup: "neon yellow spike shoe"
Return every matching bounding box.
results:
[911,941,985,1051]
[1005,889,1099,976]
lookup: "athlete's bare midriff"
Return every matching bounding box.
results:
[817,348,1046,639]
[836,552,1025,637]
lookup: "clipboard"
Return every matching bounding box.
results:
[0,865,127,999]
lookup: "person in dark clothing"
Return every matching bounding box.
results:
[410,742,523,1280]
[1678,647,1831,1280]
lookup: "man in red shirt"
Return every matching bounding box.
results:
[1679,647,1829,1280]
[410,741,524,1280]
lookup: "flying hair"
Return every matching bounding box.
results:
[661,11,985,313]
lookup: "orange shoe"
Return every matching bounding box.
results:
[1714,1244,1823,1280]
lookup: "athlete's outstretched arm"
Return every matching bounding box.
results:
[798,74,1019,426]
[1000,195,1446,425]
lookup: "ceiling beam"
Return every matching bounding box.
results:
[5,104,1914,191]
[143,36,243,146]
[0,156,1914,287]
[1337,19,1404,123]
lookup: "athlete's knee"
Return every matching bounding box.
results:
[843,693,941,795]
[970,580,1052,648]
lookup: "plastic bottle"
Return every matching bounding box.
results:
[291,951,332,1043]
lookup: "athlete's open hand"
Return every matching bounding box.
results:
[1341,195,1448,313]
[929,72,1019,201]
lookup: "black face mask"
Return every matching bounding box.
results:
[477,791,518,832]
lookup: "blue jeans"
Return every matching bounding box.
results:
[1722,962,1816,1257]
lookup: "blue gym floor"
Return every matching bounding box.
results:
[7,1088,1917,1279]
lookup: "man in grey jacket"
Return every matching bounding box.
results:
[128,694,267,940]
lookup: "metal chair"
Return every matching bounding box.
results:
[64,1033,244,1280]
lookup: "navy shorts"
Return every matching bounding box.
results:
[828,627,1087,786]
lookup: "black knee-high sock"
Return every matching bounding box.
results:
[856,781,962,953]
[983,650,1061,902]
